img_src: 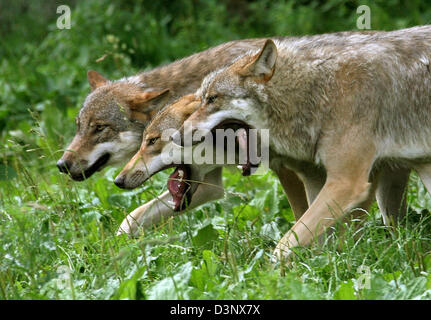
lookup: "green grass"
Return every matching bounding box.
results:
[1,0,431,300]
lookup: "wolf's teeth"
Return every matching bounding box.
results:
[178,169,184,181]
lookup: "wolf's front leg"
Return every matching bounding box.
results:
[271,165,309,221]
[117,167,224,236]
[117,190,174,237]
[273,142,376,262]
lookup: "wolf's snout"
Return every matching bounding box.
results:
[114,175,126,189]
[57,159,72,174]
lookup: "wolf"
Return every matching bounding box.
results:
[177,25,431,260]
[113,95,225,235]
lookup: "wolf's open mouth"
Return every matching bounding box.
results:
[167,165,192,211]
[213,120,260,176]
[165,121,261,211]
[71,153,111,181]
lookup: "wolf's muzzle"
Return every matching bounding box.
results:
[114,175,126,189]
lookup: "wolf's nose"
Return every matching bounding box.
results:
[114,175,126,189]
[57,159,71,173]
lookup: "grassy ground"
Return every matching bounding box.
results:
[1,0,431,300]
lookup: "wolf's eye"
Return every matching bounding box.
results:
[94,124,106,133]
[147,137,159,146]
[206,95,218,104]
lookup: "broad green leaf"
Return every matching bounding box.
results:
[192,224,219,248]
[147,262,193,300]
[334,280,356,300]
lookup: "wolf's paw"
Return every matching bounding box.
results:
[116,217,141,237]
[272,242,295,265]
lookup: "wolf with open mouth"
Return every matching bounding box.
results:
[176,27,431,260]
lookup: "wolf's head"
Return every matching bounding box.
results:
[114,94,204,211]
[57,70,170,181]
[181,40,277,138]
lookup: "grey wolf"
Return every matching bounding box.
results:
[177,25,431,259]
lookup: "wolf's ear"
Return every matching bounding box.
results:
[128,89,170,111]
[88,70,108,91]
[128,89,170,123]
[239,39,277,82]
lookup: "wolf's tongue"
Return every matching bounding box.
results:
[168,167,189,211]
